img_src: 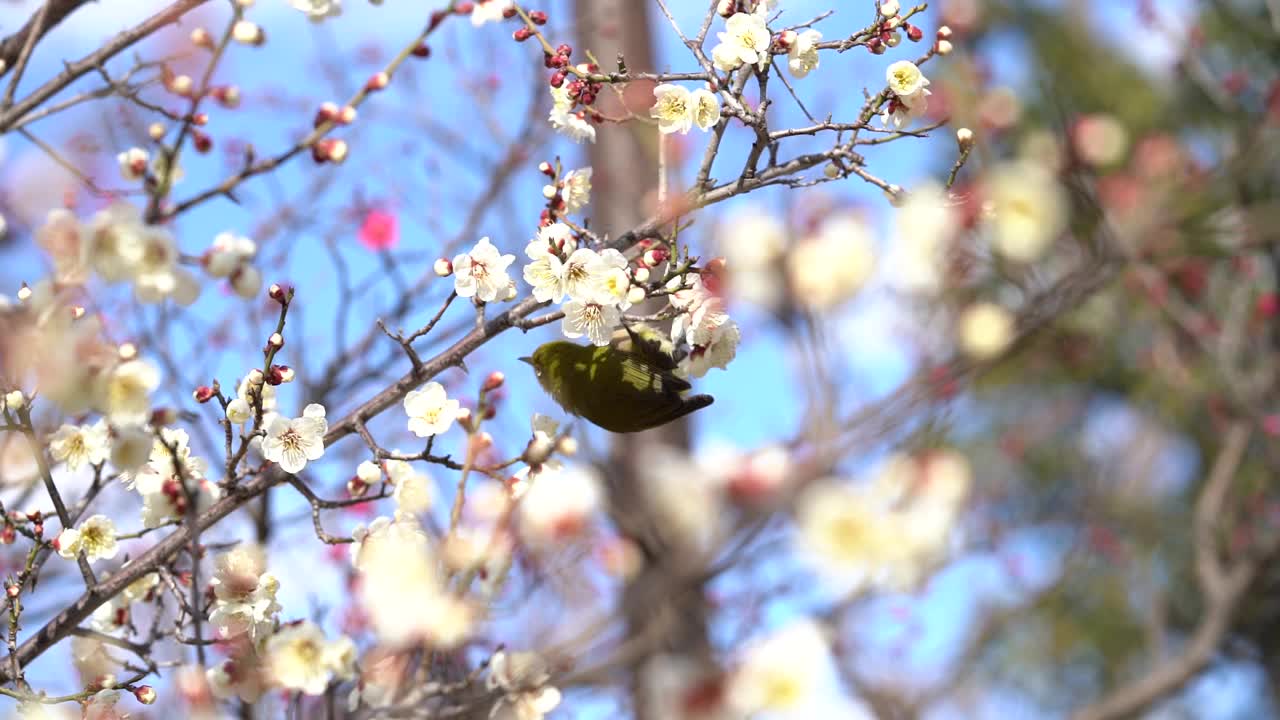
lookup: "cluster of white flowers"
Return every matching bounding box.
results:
[204,545,356,700]
[882,60,932,129]
[521,224,646,346]
[36,204,200,305]
[129,427,221,529]
[513,417,603,548]
[726,620,838,717]
[207,544,281,644]
[650,84,721,135]
[351,512,477,648]
[487,651,562,720]
[712,6,773,72]
[202,231,262,299]
[784,29,822,78]
[669,274,741,378]
[795,450,971,593]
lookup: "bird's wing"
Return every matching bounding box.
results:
[618,352,692,394]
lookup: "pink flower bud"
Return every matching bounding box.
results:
[193,386,215,403]
[434,258,453,276]
[366,72,390,92]
[191,28,214,49]
[134,686,158,705]
[269,283,290,304]
[483,371,505,392]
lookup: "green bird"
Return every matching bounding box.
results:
[520,332,714,433]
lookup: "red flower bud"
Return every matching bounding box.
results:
[193,385,215,403]
[907,24,923,41]
[483,371,505,392]
[513,27,533,42]
[134,686,158,705]
[529,10,547,24]
[411,43,431,58]
[366,72,390,92]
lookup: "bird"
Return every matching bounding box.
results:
[519,334,714,433]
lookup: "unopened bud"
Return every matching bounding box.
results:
[317,101,339,124]
[356,460,382,485]
[885,16,902,29]
[886,32,901,47]
[16,283,31,301]
[936,39,953,55]
[270,365,295,384]
[71,305,86,319]
[150,407,178,426]
[231,20,265,46]
[193,386,215,403]
[366,72,390,91]
[455,407,473,427]
[777,30,797,50]
[513,27,533,42]
[267,332,284,349]
[133,686,157,705]
[0,526,14,544]
[906,24,924,42]
[2,390,23,412]
[5,585,18,599]
[717,0,735,17]
[347,477,369,498]
[824,162,840,178]
[268,283,289,304]
[642,247,669,267]
[632,267,650,283]
[338,105,357,125]
[170,74,194,96]
[148,122,166,140]
[483,371,505,392]
[937,25,953,39]
[434,258,453,277]
[213,85,241,108]
[246,368,265,386]
[556,435,578,456]
[538,161,554,176]
[118,342,138,360]
[956,127,975,152]
[190,27,214,49]
[502,283,518,301]
[542,184,558,200]
[880,0,900,17]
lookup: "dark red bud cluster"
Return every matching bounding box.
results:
[868,37,886,54]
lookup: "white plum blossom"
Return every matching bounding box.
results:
[714,12,772,71]
[109,424,152,473]
[116,147,149,182]
[204,232,257,278]
[788,29,821,78]
[49,421,109,471]
[690,88,722,131]
[549,86,596,143]
[958,301,1015,358]
[589,248,635,310]
[267,621,356,695]
[786,213,876,310]
[99,359,159,425]
[261,404,328,474]
[727,620,834,716]
[560,168,592,213]
[85,204,145,283]
[404,382,459,437]
[488,651,563,720]
[888,182,957,293]
[982,160,1067,262]
[560,247,604,303]
[226,398,252,425]
[453,237,515,302]
[392,465,434,514]
[882,60,932,130]
[132,225,200,305]
[471,0,513,26]
[651,84,694,135]
[517,464,603,547]
[56,515,118,563]
[682,319,741,378]
[523,238,567,303]
[561,297,622,346]
[208,544,281,642]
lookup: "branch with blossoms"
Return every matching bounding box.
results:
[0,0,1180,718]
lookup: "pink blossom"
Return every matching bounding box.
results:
[358,209,399,251]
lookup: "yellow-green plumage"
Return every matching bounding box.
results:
[521,340,714,433]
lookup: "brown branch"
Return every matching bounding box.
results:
[1071,423,1254,720]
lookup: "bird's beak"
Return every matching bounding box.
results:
[518,356,534,366]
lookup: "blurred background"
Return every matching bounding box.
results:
[1,0,1279,718]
